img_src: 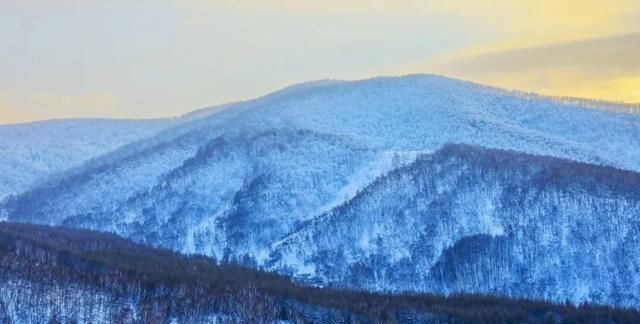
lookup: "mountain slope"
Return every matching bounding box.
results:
[0,118,173,200]
[0,103,232,201]
[3,75,640,307]
[2,222,638,324]
[268,144,640,307]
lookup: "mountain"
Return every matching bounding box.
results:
[3,75,640,307]
[0,118,172,200]
[0,105,229,201]
[2,222,638,324]
[268,144,640,307]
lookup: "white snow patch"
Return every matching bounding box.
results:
[479,197,504,237]
[123,211,141,225]
[282,252,317,277]
[318,150,428,215]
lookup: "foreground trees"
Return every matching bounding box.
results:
[0,222,638,323]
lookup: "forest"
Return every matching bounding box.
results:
[1,221,638,323]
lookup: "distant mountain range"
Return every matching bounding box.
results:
[2,75,640,309]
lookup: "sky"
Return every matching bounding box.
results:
[1,0,639,124]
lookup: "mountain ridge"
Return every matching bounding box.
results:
[267,143,640,306]
[2,74,640,308]
[2,74,639,202]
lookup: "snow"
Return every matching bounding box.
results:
[0,104,229,201]
[0,119,173,200]
[270,144,640,307]
[317,150,427,215]
[3,74,640,307]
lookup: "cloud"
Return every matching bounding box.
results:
[183,0,639,42]
[3,1,639,123]
[424,32,640,103]
[434,33,640,77]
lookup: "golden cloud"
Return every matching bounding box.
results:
[423,32,640,103]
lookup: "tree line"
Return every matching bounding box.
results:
[1,221,638,323]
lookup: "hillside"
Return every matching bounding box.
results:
[0,118,172,200]
[1,222,638,323]
[0,103,230,201]
[269,144,640,307]
[3,75,640,308]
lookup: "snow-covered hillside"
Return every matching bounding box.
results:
[0,103,231,200]
[269,144,640,307]
[3,75,640,307]
[0,119,172,200]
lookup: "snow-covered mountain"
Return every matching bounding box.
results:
[3,75,640,307]
[0,104,231,200]
[269,144,640,307]
[0,119,173,200]
[5,222,633,324]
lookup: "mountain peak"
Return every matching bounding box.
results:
[2,75,640,308]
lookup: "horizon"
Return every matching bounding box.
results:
[2,1,639,124]
[2,73,638,126]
